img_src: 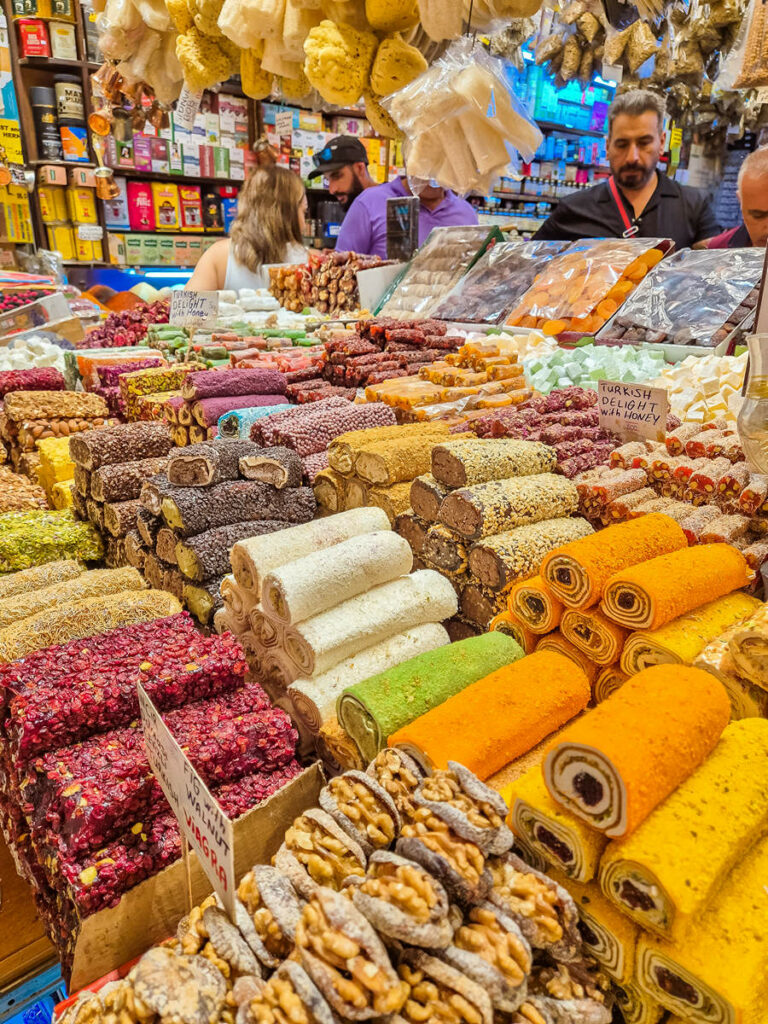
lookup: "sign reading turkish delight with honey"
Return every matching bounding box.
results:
[170,290,219,328]
[598,380,669,442]
[138,682,236,919]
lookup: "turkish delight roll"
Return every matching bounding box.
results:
[262,531,413,626]
[89,458,169,504]
[593,664,628,703]
[288,624,449,734]
[69,422,174,470]
[0,566,144,629]
[217,404,292,438]
[601,543,751,630]
[541,514,687,610]
[389,650,590,781]
[534,631,599,685]
[636,832,768,1024]
[600,719,768,943]
[489,610,537,654]
[614,984,664,1024]
[726,602,768,688]
[543,665,730,837]
[239,447,303,490]
[162,481,316,537]
[166,439,260,487]
[431,438,557,488]
[283,570,457,678]
[338,632,522,763]
[175,520,288,582]
[182,367,287,401]
[440,474,579,541]
[507,766,608,883]
[560,606,629,666]
[507,575,563,634]
[410,474,449,522]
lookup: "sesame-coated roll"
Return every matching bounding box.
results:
[440,474,579,541]
[431,438,557,489]
[504,766,607,883]
[600,719,768,942]
[541,514,687,609]
[470,517,594,591]
[508,575,564,634]
[543,665,730,837]
[636,832,768,1024]
[602,544,751,631]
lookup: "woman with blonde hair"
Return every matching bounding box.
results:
[188,165,308,291]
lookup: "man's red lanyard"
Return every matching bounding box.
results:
[608,176,640,238]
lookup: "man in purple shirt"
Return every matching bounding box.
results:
[335,175,478,258]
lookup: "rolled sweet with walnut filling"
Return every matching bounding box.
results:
[236,865,302,970]
[319,770,401,856]
[176,895,262,983]
[414,761,514,856]
[274,808,366,900]
[295,887,409,1021]
[347,850,453,949]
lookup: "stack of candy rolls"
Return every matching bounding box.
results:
[541,514,687,609]
[694,625,768,719]
[726,601,768,687]
[502,765,608,883]
[600,544,751,630]
[560,607,630,666]
[507,574,564,633]
[619,592,761,675]
[535,631,600,685]
[489,609,537,653]
[337,631,523,763]
[613,983,665,1024]
[542,665,731,837]
[387,649,591,780]
[599,719,768,940]
[636,832,768,1024]
[593,665,629,703]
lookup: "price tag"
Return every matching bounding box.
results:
[601,62,623,83]
[77,224,104,241]
[755,242,768,334]
[170,289,219,328]
[138,683,236,918]
[175,86,203,132]
[275,110,293,137]
[598,379,669,443]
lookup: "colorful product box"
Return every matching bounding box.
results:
[126,181,155,232]
[125,234,143,266]
[103,176,130,229]
[179,185,204,232]
[150,138,169,175]
[141,236,159,265]
[213,147,229,179]
[174,237,189,265]
[151,182,181,231]
[158,237,174,264]
[132,136,152,172]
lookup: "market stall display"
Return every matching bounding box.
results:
[269,252,392,316]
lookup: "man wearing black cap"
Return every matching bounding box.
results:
[308,136,376,207]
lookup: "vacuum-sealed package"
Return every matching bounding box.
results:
[377,225,501,320]
[506,236,673,339]
[432,240,570,324]
[596,247,763,348]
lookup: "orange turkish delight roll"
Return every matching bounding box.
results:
[389,650,590,780]
[508,574,563,634]
[541,513,687,609]
[601,543,751,631]
[489,610,537,653]
[560,606,629,666]
[543,664,730,837]
[534,630,599,684]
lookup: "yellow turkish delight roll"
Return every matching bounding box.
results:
[637,831,768,1024]
[545,867,639,985]
[620,592,761,676]
[614,983,665,1024]
[504,766,607,883]
[600,719,768,942]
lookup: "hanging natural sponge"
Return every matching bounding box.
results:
[303,20,377,104]
[365,0,419,32]
[280,69,313,99]
[241,47,274,96]
[369,34,427,95]
[364,89,404,139]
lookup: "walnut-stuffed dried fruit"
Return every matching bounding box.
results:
[397,805,490,906]
[349,849,453,948]
[274,807,366,899]
[395,949,493,1024]
[367,747,424,823]
[245,961,337,1024]
[486,853,580,961]
[130,946,227,1024]
[237,864,302,968]
[440,903,532,1013]
[319,770,401,855]
[414,761,514,855]
[295,887,409,1020]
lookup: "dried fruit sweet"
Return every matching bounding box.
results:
[366,747,424,823]
[274,808,366,899]
[415,762,514,855]
[397,805,491,906]
[130,946,227,1024]
[245,960,337,1024]
[295,887,409,1020]
[395,949,493,1024]
[237,864,303,968]
[319,771,400,855]
[348,849,453,948]
[441,902,532,1012]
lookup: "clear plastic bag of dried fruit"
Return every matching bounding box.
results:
[596,247,764,348]
[506,237,673,338]
[384,36,542,195]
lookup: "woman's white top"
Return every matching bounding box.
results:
[224,242,307,291]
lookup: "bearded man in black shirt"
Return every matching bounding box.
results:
[534,90,720,250]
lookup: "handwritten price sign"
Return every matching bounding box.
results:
[170,290,219,328]
[598,380,669,442]
[138,682,235,917]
